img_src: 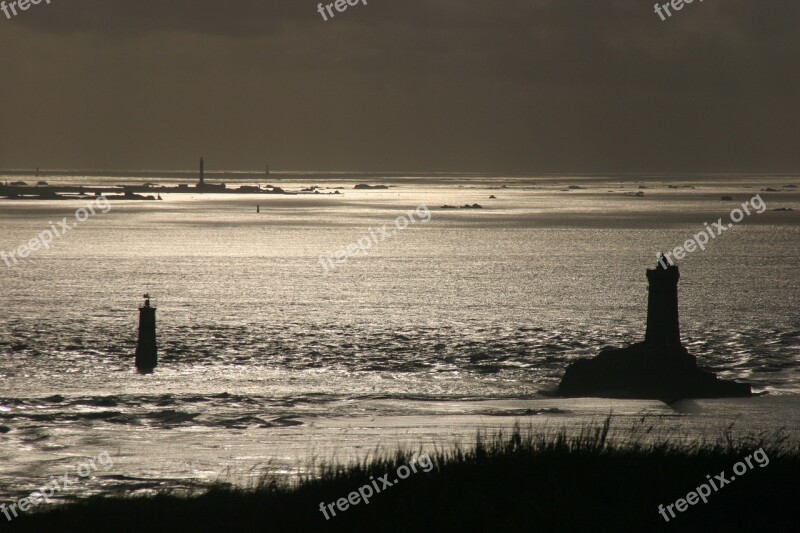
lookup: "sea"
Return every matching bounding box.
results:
[1,172,798,505]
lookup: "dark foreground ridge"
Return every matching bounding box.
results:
[557,258,752,401]
[12,421,798,532]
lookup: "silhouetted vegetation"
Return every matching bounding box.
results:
[15,418,799,532]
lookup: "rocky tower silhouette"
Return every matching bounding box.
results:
[645,258,681,346]
[135,294,157,373]
[556,258,752,400]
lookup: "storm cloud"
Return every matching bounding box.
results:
[0,0,797,172]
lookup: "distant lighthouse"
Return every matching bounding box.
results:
[199,157,205,187]
[135,294,157,373]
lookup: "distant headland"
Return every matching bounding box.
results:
[0,158,298,200]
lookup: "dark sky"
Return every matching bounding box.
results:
[0,0,797,173]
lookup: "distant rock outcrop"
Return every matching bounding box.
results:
[441,203,483,209]
[354,184,389,190]
[557,257,752,401]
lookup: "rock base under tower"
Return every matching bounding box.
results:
[557,342,752,402]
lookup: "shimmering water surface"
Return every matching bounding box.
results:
[1,173,798,503]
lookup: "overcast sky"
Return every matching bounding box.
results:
[0,0,797,173]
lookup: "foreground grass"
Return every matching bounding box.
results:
[12,419,800,532]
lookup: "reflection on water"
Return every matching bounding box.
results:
[1,175,798,501]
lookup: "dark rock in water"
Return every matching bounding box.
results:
[721,196,733,201]
[0,426,11,434]
[43,395,65,403]
[558,342,751,401]
[557,257,752,401]
[489,195,497,199]
[37,189,60,199]
[354,183,389,190]
[266,416,304,427]
[773,207,793,211]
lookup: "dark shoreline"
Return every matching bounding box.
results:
[11,420,799,532]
